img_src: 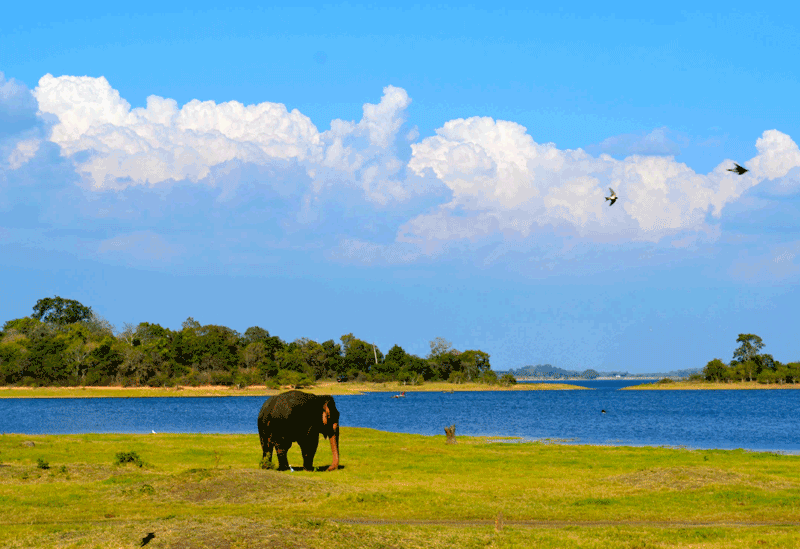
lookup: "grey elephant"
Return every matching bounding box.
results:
[257,390,340,471]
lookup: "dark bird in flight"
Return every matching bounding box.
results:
[605,188,618,206]
[727,163,748,175]
[140,533,156,547]
[601,410,607,414]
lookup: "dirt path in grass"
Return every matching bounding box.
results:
[331,518,800,528]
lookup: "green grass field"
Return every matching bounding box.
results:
[1,429,798,548]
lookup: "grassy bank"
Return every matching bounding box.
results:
[624,381,800,390]
[0,381,587,399]
[1,430,798,548]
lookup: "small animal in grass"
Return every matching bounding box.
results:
[605,188,618,206]
[140,532,156,547]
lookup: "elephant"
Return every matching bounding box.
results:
[257,390,340,472]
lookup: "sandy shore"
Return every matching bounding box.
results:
[0,380,588,398]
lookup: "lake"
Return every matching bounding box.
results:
[2,381,798,453]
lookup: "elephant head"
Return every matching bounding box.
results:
[320,396,340,471]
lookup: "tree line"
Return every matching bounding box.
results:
[701,334,799,384]
[0,296,513,388]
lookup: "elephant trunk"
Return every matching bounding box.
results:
[327,423,339,471]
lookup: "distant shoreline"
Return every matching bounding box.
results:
[623,381,800,390]
[0,381,589,398]
[515,377,665,381]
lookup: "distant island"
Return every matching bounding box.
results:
[502,333,799,387]
[501,364,701,380]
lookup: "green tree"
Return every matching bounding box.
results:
[243,326,270,344]
[376,344,406,377]
[3,317,48,338]
[0,330,28,385]
[340,333,382,375]
[459,350,491,381]
[321,339,343,375]
[85,336,124,385]
[703,358,729,382]
[31,297,93,326]
[25,334,69,383]
[784,362,800,384]
[172,323,239,374]
[754,353,777,373]
[731,334,765,368]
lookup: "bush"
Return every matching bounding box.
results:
[271,369,313,389]
[36,457,50,470]
[757,370,779,384]
[499,373,517,386]
[448,371,467,384]
[657,378,674,384]
[478,370,498,385]
[115,451,144,467]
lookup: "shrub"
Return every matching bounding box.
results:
[478,370,498,385]
[499,373,517,386]
[36,457,50,470]
[448,371,467,384]
[115,451,144,467]
[271,369,313,389]
[657,378,674,384]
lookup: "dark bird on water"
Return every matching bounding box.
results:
[140,533,156,547]
[727,163,748,175]
[605,188,618,206]
[601,410,607,414]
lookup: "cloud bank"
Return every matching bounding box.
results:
[2,72,799,274]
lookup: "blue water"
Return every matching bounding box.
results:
[1,382,798,452]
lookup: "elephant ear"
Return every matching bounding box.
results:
[322,402,330,425]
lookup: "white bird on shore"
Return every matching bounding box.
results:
[151,430,156,434]
[605,188,618,206]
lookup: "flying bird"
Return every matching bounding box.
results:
[727,163,748,175]
[140,533,156,547]
[605,188,618,206]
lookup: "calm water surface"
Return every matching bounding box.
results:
[2,381,798,452]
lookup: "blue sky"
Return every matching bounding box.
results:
[2,1,799,373]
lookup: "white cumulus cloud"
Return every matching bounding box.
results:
[402,116,800,245]
[33,74,322,189]
[32,76,422,207]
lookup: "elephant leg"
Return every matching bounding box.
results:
[299,436,320,471]
[266,440,274,464]
[275,442,291,471]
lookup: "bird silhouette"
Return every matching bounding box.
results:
[140,532,155,547]
[601,409,607,414]
[727,163,748,175]
[605,188,618,206]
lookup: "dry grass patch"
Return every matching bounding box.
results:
[167,468,348,505]
[610,466,745,491]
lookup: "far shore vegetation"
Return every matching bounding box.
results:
[629,333,799,389]
[2,297,796,393]
[1,429,798,548]
[0,380,587,399]
[1,296,518,391]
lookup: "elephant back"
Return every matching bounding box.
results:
[259,390,318,422]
